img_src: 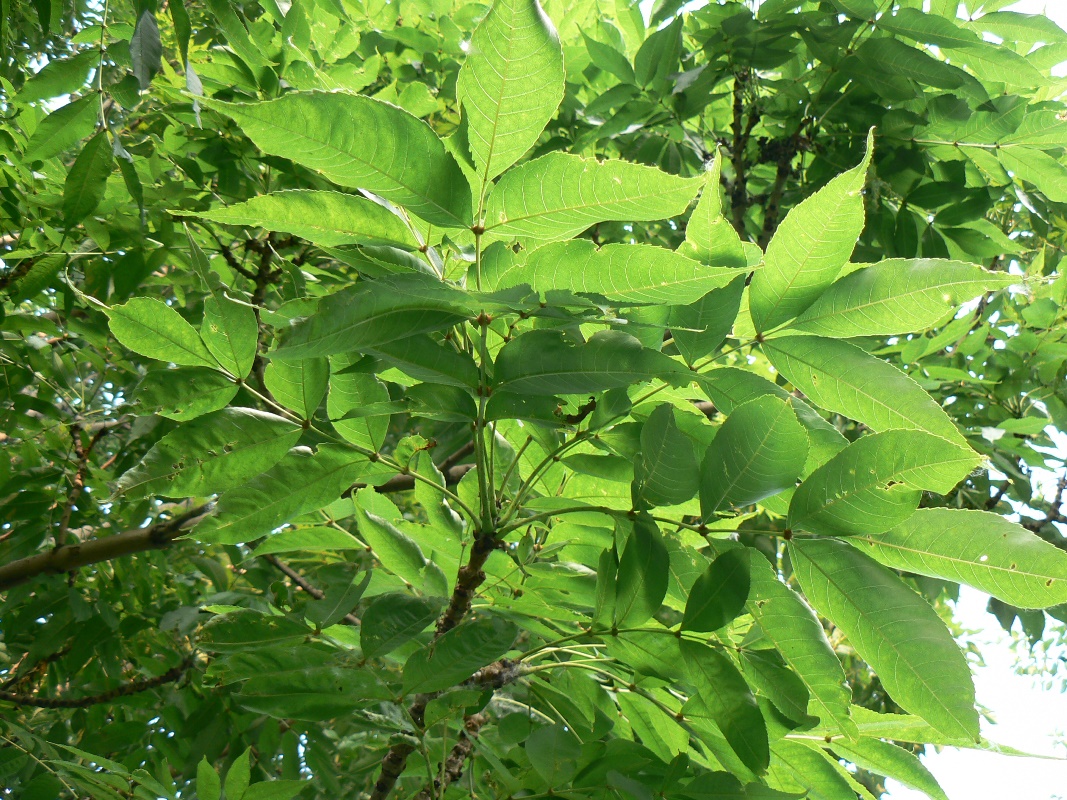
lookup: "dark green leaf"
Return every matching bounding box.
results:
[23,95,99,162]
[130,10,162,90]
[402,615,517,694]
[360,593,444,658]
[614,515,669,626]
[683,549,751,633]
[637,404,699,507]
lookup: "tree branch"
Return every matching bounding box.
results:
[0,505,210,593]
[412,713,489,800]
[757,132,801,249]
[55,424,109,547]
[0,655,194,709]
[263,554,361,626]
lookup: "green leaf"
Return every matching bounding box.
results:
[15,50,95,103]
[681,639,769,774]
[402,615,517,694]
[493,330,686,395]
[170,0,191,66]
[582,31,635,84]
[116,408,302,498]
[197,758,221,800]
[681,152,747,268]
[874,8,979,49]
[458,0,564,182]
[669,276,746,365]
[745,554,856,738]
[223,748,251,800]
[305,568,370,628]
[507,239,744,305]
[130,9,162,89]
[369,335,480,389]
[999,147,1067,203]
[108,297,217,367]
[855,508,1067,608]
[749,130,873,333]
[700,395,808,518]
[191,191,419,250]
[200,610,310,653]
[682,549,750,633]
[762,335,968,446]
[788,431,980,536]
[201,92,472,228]
[328,362,390,452]
[614,515,669,626]
[250,527,362,557]
[64,133,114,226]
[788,259,1016,337]
[264,356,329,419]
[766,739,856,800]
[23,95,99,162]
[483,152,703,244]
[193,445,374,544]
[205,0,271,75]
[526,723,581,785]
[636,404,699,507]
[828,737,949,800]
[790,538,979,741]
[241,781,305,800]
[273,274,473,360]
[353,490,447,594]
[136,367,238,421]
[360,593,444,659]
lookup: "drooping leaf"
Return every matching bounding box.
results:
[749,130,873,333]
[700,395,808,518]
[458,0,564,182]
[855,508,1067,608]
[63,131,114,226]
[353,490,447,595]
[493,330,686,396]
[328,362,390,452]
[108,297,217,367]
[614,515,669,626]
[191,191,419,250]
[483,152,703,244]
[788,259,1016,337]
[402,615,517,694]
[828,737,949,800]
[193,445,375,544]
[788,430,980,537]
[681,639,770,774]
[264,356,329,419]
[507,239,744,305]
[201,92,473,227]
[636,404,699,507]
[116,408,301,498]
[360,593,444,659]
[272,274,473,360]
[790,538,979,741]
[682,549,751,633]
[130,9,162,89]
[762,335,968,446]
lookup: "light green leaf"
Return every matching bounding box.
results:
[636,404,699,507]
[614,515,669,626]
[999,147,1067,203]
[681,151,748,268]
[483,152,703,244]
[855,508,1067,608]
[108,297,217,368]
[23,95,99,162]
[402,615,517,694]
[746,554,856,738]
[200,610,310,653]
[15,50,96,104]
[788,431,980,536]
[874,8,979,49]
[201,92,472,228]
[508,239,744,305]
[700,395,808,518]
[353,490,446,594]
[369,335,480,389]
[766,739,856,800]
[458,0,564,182]
[63,130,113,226]
[197,758,221,800]
[273,274,473,360]
[789,259,1016,337]
[762,335,968,446]
[264,356,329,419]
[205,0,271,74]
[750,130,873,333]
[223,748,251,800]
[669,276,746,365]
[681,639,770,774]
[191,191,419,250]
[136,367,238,421]
[526,723,581,785]
[116,408,301,498]
[193,445,374,544]
[683,549,750,633]
[328,359,390,452]
[360,593,444,659]
[493,329,686,396]
[829,737,949,800]
[250,527,362,557]
[790,538,979,741]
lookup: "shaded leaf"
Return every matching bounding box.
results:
[683,549,751,633]
[402,615,517,694]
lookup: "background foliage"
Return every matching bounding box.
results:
[2,0,1067,798]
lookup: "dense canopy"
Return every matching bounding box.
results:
[2,1,1067,799]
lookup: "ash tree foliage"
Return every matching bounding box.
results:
[4,0,1067,799]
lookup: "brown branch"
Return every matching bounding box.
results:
[757,132,801,249]
[0,505,210,593]
[345,462,475,498]
[1023,476,1067,533]
[0,655,194,709]
[439,441,476,473]
[729,69,759,236]
[413,713,489,800]
[263,555,361,626]
[55,425,109,547]
[0,644,73,692]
